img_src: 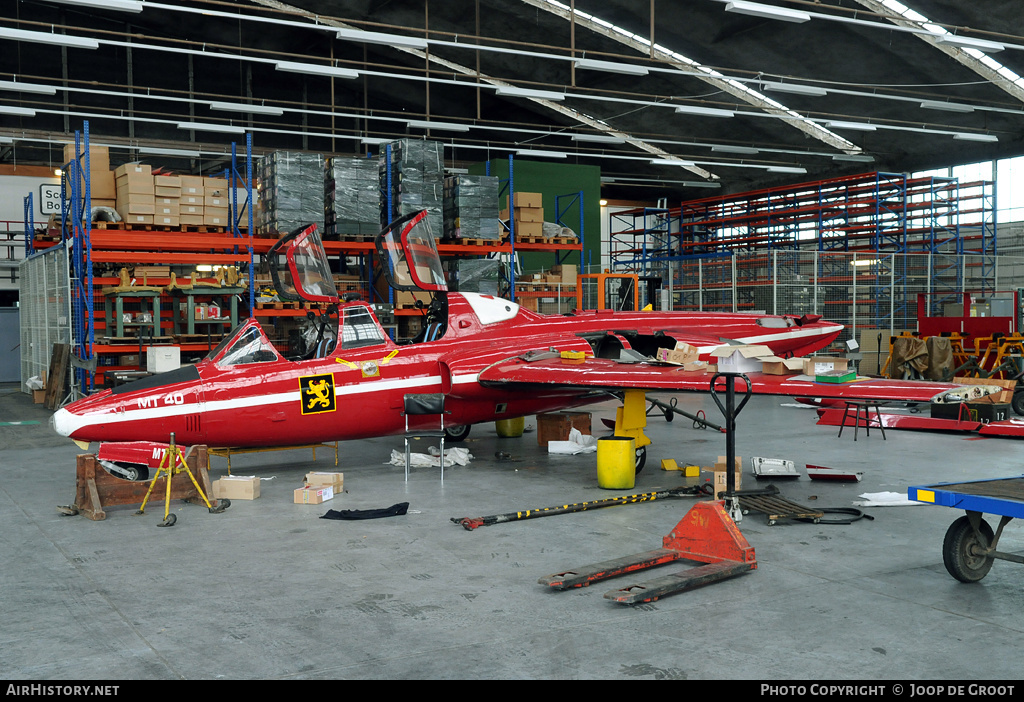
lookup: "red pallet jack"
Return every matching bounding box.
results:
[539,372,757,605]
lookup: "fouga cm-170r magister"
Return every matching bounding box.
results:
[51,210,989,475]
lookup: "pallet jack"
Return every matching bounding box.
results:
[538,373,757,605]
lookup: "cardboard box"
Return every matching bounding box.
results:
[205,195,228,208]
[395,290,432,308]
[180,214,203,226]
[181,204,203,216]
[62,145,115,199]
[154,175,181,188]
[119,354,140,366]
[760,356,805,375]
[514,206,544,223]
[204,176,229,191]
[554,264,577,285]
[155,215,180,227]
[655,341,701,366]
[180,194,203,206]
[122,214,154,225]
[711,344,773,373]
[146,346,180,373]
[514,221,544,238]
[709,456,743,496]
[179,175,204,195]
[213,475,260,500]
[802,356,849,376]
[305,471,344,492]
[294,485,333,504]
[511,192,542,208]
[953,377,1015,405]
[537,411,592,446]
[32,388,46,404]
[116,200,156,216]
[204,207,229,226]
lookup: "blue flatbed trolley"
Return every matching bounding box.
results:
[908,476,1024,583]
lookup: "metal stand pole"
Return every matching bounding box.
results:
[711,372,752,523]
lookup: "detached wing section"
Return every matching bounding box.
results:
[477,355,972,404]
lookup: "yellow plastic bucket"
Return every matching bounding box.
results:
[597,436,636,489]
[495,416,525,438]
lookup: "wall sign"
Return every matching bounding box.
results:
[39,183,62,216]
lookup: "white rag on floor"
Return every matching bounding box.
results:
[548,428,598,455]
[388,447,474,468]
[853,491,922,507]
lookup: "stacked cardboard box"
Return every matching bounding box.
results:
[324,156,379,238]
[442,174,500,240]
[256,151,325,238]
[204,176,230,228]
[379,139,443,237]
[153,175,180,227]
[63,144,116,208]
[179,175,204,226]
[114,163,155,226]
[505,192,544,239]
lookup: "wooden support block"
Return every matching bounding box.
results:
[68,446,218,521]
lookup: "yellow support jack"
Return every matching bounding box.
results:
[614,389,652,473]
[136,433,230,527]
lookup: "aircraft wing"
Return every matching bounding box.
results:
[477,353,977,404]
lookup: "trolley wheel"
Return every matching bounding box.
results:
[444,424,471,442]
[1012,390,1024,417]
[158,513,177,528]
[635,446,647,474]
[942,515,995,583]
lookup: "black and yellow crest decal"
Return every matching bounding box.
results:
[299,373,336,415]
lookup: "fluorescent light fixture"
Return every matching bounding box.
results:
[825,120,877,131]
[675,105,735,118]
[0,27,99,49]
[712,145,759,154]
[574,58,649,76]
[761,81,827,96]
[275,61,360,80]
[210,101,284,116]
[851,258,880,267]
[336,28,428,49]
[138,146,201,158]
[47,0,144,12]
[953,132,998,143]
[176,121,246,134]
[495,86,565,101]
[0,137,13,145]
[516,149,567,159]
[725,1,810,23]
[767,166,807,174]
[919,100,975,113]
[571,134,626,144]
[600,176,617,183]
[0,105,36,117]
[936,35,1005,53]
[407,120,470,132]
[0,80,56,95]
[650,158,696,167]
[832,153,875,162]
[360,137,390,145]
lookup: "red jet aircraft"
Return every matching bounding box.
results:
[52,210,985,476]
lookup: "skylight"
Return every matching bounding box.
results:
[537,0,860,151]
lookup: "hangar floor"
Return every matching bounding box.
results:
[2,382,1022,681]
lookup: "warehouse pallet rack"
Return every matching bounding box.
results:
[608,171,995,331]
[40,122,257,393]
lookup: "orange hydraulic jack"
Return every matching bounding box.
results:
[538,500,756,605]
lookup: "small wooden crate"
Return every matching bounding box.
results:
[536,411,592,446]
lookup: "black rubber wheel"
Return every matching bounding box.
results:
[1012,390,1024,417]
[635,446,647,474]
[158,513,177,528]
[942,515,995,583]
[444,424,471,442]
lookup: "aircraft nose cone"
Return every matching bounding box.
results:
[51,407,74,437]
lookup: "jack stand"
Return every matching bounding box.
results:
[613,389,652,472]
[710,371,752,524]
[136,433,229,526]
[539,501,756,605]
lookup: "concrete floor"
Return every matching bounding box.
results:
[2,382,1023,681]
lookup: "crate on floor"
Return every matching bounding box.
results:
[536,411,592,446]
